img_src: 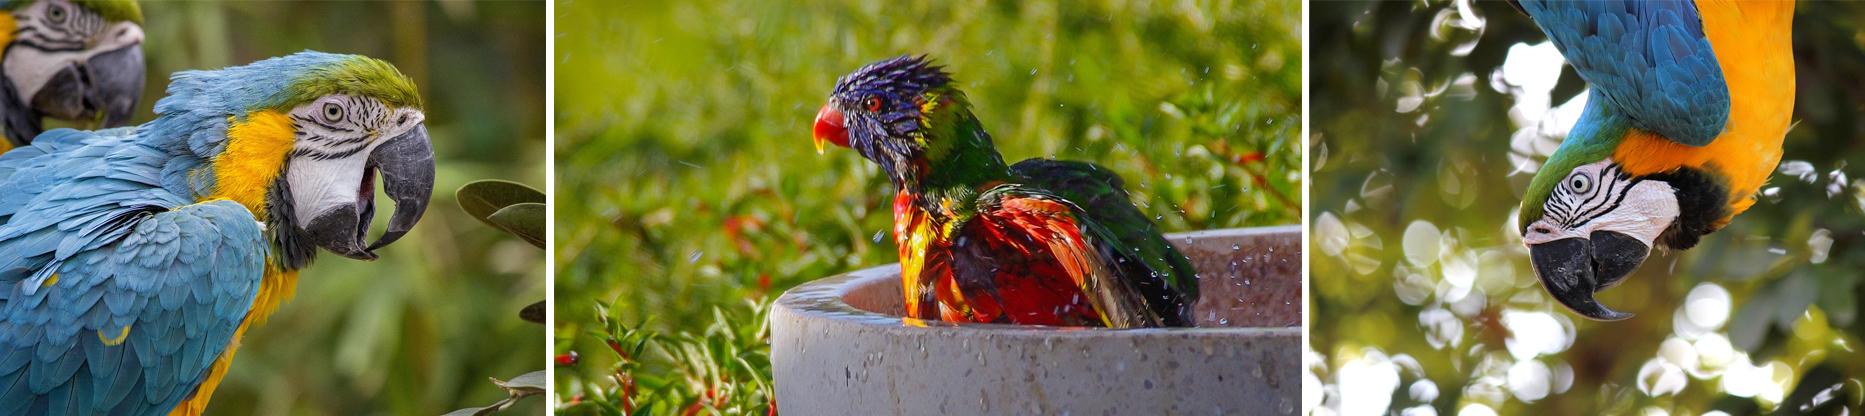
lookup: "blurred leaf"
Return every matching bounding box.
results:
[1730,287,1776,352]
[488,203,545,249]
[458,180,545,227]
[1775,270,1819,329]
[521,300,545,324]
[1813,267,1859,327]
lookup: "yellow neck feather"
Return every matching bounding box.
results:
[212,111,297,218]
[173,111,303,416]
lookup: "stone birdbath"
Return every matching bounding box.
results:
[771,226,1301,415]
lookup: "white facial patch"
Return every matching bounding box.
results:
[282,94,426,226]
[1521,159,1679,247]
[3,0,142,103]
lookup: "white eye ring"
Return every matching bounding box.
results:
[1567,172,1592,194]
[322,103,343,122]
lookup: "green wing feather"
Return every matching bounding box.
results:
[1010,159,1198,326]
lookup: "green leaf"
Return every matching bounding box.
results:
[440,407,489,416]
[457,180,545,227]
[488,203,546,249]
[498,370,548,393]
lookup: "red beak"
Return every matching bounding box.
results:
[813,104,847,154]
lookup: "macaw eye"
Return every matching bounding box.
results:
[1568,173,1592,194]
[46,4,66,24]
[865,96,884,112]
[322,103,344,122]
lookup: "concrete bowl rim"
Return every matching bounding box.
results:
[772,226,1302,339]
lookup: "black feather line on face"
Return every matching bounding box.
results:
[829,55,953,186]
[1644,166,1731,251]
[267,164,317,271]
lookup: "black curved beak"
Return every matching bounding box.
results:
[31,43,144,129]
[304,125,435,260]
[364,125,435,251]
[86,44,144,128]
[1529,231,1649,321]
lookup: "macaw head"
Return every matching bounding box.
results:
[0,0,145,145]
[1518,129,1731,321]
[154,51,432,269]
[812,55,998,188]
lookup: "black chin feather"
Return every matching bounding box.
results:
[267,164,317,271]
[1643,166,1730,251]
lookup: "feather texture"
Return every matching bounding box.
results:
[1516,0,1729,146]
[0,129,263,416]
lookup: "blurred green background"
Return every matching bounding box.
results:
[76,2,548,415]
[552,0,1299,413]
[1311,1,1865,415]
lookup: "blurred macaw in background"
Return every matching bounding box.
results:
[0,0,146,150]
[1512,0,1795,320]
[812,56,1199,328]
[0,51,433,415]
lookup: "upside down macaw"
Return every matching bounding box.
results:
[1512,0,1795,320]
[812,56,1199,328]
[0,0,146,149]
[0,51,434,415]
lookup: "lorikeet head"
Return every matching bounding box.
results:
[0,0,146,145]
[813,55,1002,189]
[155,51,433,268]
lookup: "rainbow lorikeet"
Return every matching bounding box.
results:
[811,56,1197,328]
[1511,0,1794,320]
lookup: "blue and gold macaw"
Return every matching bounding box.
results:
[0,51,433,415]
[0,0,146,149]
[1512,0,1795,320]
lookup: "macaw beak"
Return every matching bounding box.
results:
[1528,230,1649,321]
[812,104,846,154]
[84,40,144,128]
[30,22,144,130]
[304,125,435,260]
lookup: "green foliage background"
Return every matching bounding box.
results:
[65,2,549,415]
[552,0,1300,413]
[1311,1,1865,415]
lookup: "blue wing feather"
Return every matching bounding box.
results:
[1518,0,1729,146]
[0,128,264,416]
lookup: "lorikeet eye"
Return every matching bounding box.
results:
[865,96,884,112]
[322,103,344,122]
[46,4,66,23]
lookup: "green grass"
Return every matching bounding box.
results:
[551,0,1300,413]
